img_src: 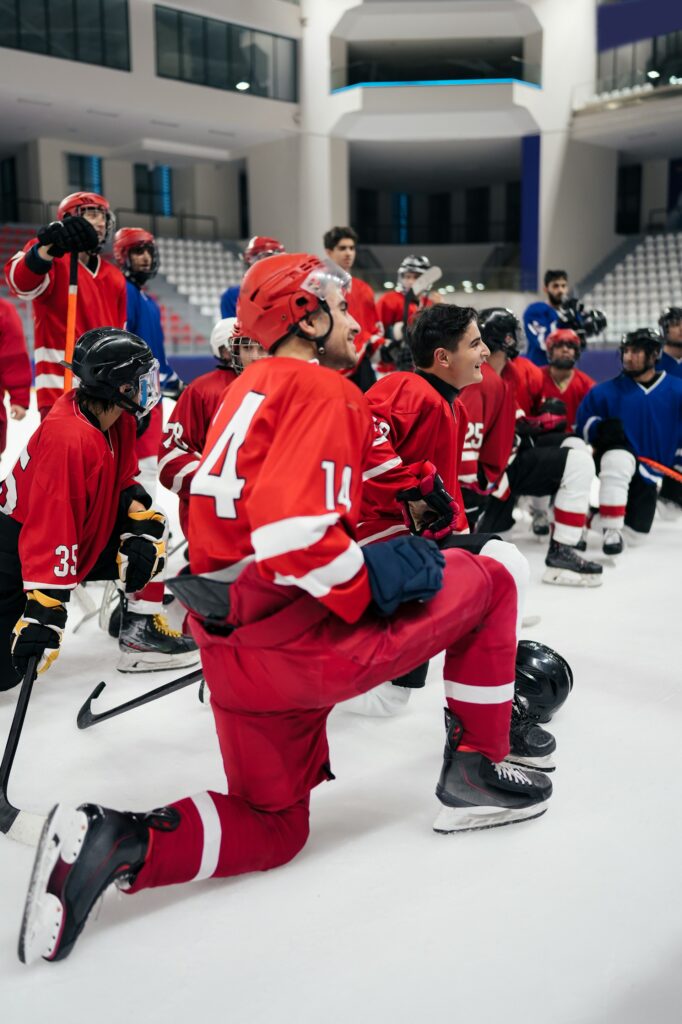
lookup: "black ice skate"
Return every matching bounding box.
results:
[118,605,200,673]
[531,509,551,536]
[542,538,603,587]
[506,694,556,772]
[18,802,178,964]
[433,710,552,833]
[602,528,623,555]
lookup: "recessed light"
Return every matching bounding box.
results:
[235,81,250,91]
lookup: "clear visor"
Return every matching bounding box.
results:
[137,360,161,413]
[300,258,351,305]
[78,205,116,242]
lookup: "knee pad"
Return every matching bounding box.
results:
[479,539,529,634]
[563,446,596,489]
[561,435,589,452]
[600,448,637,487]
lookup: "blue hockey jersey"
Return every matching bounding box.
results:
[658,349,682,379]
[220,285,240,319]
[522,301,559,366]
[125,281,178,387]
[575,371,682,484]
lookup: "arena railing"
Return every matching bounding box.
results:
[331,56,541,91]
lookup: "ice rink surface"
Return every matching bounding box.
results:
[0,401,680,1024]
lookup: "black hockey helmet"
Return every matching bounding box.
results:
[64,327,161,416]
[658,306,682,336]
[478,307,522,359]
[620,328,662,369]
[515,641,573,723]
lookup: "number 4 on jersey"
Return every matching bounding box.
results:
[191,391,265,518]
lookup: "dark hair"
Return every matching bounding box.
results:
[323,226,358,250]
[408,304,478,368]
[544,269,568,287]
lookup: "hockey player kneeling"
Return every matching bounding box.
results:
[17,255,552,966]
[0,328,170,690]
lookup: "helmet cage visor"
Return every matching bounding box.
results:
[75,204,116,247]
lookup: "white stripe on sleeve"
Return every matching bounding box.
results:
[362,457,402,482]
[8,253,50,300]
[582,415,601,444]
[273,540,364,598]
[34,373,65,390]
[34,346,65,364]
[444,680,515,705]
[158,447,190,474]
[252,512,340,561]
[171,460,201,494]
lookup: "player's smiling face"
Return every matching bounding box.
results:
[433,318,489,389]
[315,287,360,370]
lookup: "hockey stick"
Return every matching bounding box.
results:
[639,457,682,484]
[0,656,47,846]
[62,250,79,392]
[77,667,204,729]
[71,583,99,635]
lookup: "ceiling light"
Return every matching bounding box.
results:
[383,280,394,289]
[236,81,250,91]
[476,283,485,291]
[647,70,660,79]
[445,285,455,293]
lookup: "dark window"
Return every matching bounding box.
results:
[428,194,451,244]
[356,188,379,244]
[0,156,18,222]
[153,5,298,102]
[505,181,521,242]
[465,186,490,243]
[67,153,103,193]
[616,164,641,234]
[0,0,129,70]
[135,164,173,217]
[238,170,249,238]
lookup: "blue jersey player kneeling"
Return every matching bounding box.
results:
[575,328,682,554]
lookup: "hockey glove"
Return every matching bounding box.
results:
[12,590,67,677]
[396,461,460,540]
[37,216,99,258]
[520,399,568,437]
[363,535,445,616]
[117,508,167,593]
[593,417,629,452]
[465,464,497,497]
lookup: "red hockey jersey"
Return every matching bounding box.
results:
[359,371,470,543]
[376,288,432,332]
[5,242,126,412]
[502,357,544,417]
[537,366,595,430]
[0,297,32,454]
[0,392,139,590]
[347,276,383,357]
[159,364,237,535]
[189,358,374,624]
[457,362,516,489]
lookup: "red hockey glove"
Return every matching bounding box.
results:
[396,461,460,541]
[117,508,167,593]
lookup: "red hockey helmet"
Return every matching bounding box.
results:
[238,253,350,352]
[113,227,159,281]
[57,191,115,247]
[243,235,285,266]
[546,327,583,354]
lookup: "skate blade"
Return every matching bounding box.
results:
[504,753,556,773]
[117,649,200,673]
[433,802,548,834]
[18,804,87,964]
[542,567,603,587]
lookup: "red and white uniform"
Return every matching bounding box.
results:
[503,357,544,418]
[346,277,383,359]
[376,289,433,372]
[159,365,237,536]
[0,392,138,591]
[0,298,31,455]
[458,363,516,490]
[4,243,126,413]
[122,355,517,894]
[537,366,595,430]
[358,372,470,542]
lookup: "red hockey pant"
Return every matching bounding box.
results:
[129,549,516,893]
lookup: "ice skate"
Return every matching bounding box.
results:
[17,802,169,964]
[531,509,551,536]
[341,680,412,717]
[506,694,556,772]
[118,605,199,673]
[602,528,623,556]
[433,711,552,833]
[657,497,682,521]
[542,539,603,586]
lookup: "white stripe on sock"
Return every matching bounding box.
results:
[444,680,515,704]
[191,792,221,880]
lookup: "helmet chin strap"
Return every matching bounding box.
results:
[295,300,333,355]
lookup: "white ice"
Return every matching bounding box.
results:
[1,400,681,1024]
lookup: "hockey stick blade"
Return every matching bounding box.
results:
[77,668,204,729]
[412,265,442,296]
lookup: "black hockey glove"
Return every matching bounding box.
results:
[396,461,459,540]
[37,216,99,258]
[162,377,185,400]
[117,509,167,593]
[12,590,68,678]
[593,417,628,452]
[363,535,445,616]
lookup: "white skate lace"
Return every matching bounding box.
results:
[493,761,531,786]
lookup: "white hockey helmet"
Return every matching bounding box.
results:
[209,317,239,362]
[398,254,431,287]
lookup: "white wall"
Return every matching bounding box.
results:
[247,137,301,249]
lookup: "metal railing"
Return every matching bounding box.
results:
[33,202,220,240]
[353,265,522,293]
[572,68,682,111]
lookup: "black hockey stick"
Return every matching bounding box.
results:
[0,656,46,846]
[77,667,204,729]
